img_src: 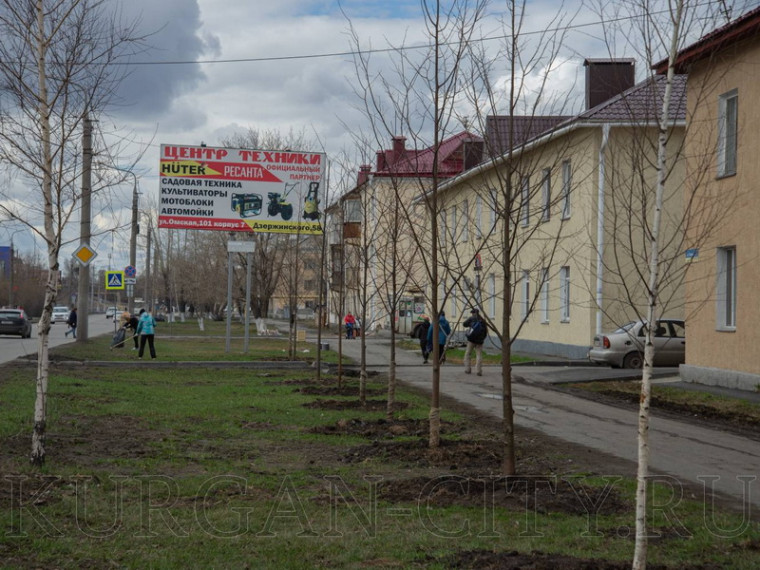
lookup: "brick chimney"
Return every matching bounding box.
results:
[584,59,636,110]
[390,135,406,165]
[357,164,372,186]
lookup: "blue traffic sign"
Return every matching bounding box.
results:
[105,271,125,290]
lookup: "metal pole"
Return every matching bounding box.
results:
[77,116,92,341]
[225,250,233,353]
[145,225,151,311]
[244,251,251,353]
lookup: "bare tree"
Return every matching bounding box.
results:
[348,0,489,447]
[0,0,141,465]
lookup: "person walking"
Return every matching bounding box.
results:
[64,306,78,338]
[410,316,431,363]
[136,308,157,359]
[426,311,451,364]
[344,312,356,339]
[463,308,488,376]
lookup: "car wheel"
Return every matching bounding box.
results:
[623,352,643,369]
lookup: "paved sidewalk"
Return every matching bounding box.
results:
[327,332,760,510]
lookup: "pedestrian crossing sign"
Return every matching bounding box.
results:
[105,270,125,290]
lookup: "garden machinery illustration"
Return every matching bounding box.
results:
[302,181,321,220]
[267,182,296,221]
[231,193,262,218]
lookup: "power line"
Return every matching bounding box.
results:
[115,3,729,67]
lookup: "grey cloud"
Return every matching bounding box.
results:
[112,0,217,121]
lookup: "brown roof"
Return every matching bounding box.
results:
[654,6,760,74]
[375,131,483,178]
[575,74,687,123]
[484,116,571,157]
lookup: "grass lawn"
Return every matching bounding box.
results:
[0,339,758,568]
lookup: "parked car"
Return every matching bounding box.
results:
[51,306,70,324]
[0,308,33,338]
[105,306,118,319]
[588,319,686,369]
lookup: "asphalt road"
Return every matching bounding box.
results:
[0,314,118,366]
[332,333,760,511]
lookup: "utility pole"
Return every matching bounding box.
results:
[77,116,93,341]
[128,173,138,314]
[145,225,151,311]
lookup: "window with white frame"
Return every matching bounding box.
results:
[489,188,498,229]
[476,196,483,239]
[541,168,551,222]
[462,200,469,242]
[450,284,457,319]
[521,270,530,319]
[718,89,738,178]
[561,160,571,219]
[489,273,496,319]
[441,211,448,252]
[540,268,550,323]
[520,176,530,227]
[560,266,570,322]
[716,246,736,329]
[450,206,457,245]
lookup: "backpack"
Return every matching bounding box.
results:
[466,319,487,344]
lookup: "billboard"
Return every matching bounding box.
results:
[158,144,326,234]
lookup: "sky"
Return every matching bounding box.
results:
[3,0,758,274]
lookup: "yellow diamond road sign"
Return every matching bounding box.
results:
[73,244,97,266]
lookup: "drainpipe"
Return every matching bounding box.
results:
[596,123,611,335]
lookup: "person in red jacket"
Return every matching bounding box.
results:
[344,312,356,339]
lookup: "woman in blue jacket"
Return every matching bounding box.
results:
[426,311,451,364]
[136,308,157,359]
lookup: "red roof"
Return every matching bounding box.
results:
[375,131,483,178]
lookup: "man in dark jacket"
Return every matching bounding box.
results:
[463,308,487,375]
[410,316,431,363]
[65,306,77,339]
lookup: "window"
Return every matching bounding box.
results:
[450,284,457,319]
[441,211,448,252]
[541,168,551,222]
[521,270,530,319]
[462,200,469,242]
[540,268,550,323]
[489,273,496,319]
[718,89,738,178]
[560,266,570,322]
[450,206,457,245]
[520,177,530,227]
[476,196,483,239]
[561,160,571,219]
[489,188,498,229]
[716,246,736,329]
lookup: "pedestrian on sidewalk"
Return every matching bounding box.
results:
[64,306,77,339]
[410,316,431,363]
[426,311,451,364]
[463,308,487,376]
[344,312,356,339]
[136,308,157,359]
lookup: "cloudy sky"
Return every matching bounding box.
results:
[5,0,758,271]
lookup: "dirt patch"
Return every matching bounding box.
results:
[437,548,724,569]
[310,417,463,439]
[303,399,409,412]
[296,385,385,397]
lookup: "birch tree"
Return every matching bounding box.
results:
[0,0,140,465]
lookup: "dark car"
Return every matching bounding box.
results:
[0,309,33,338]
[588,318,685,369]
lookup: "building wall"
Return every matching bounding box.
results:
[438,121,685,359]
[682,37,760,381]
